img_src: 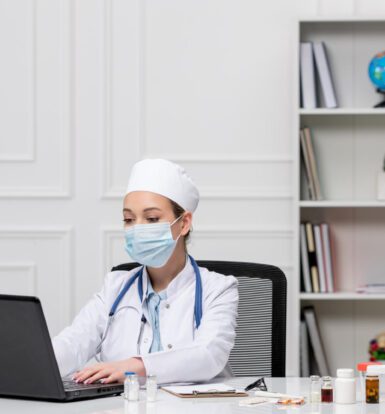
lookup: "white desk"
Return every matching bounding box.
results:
[0,377,384,414]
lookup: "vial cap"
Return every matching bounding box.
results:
[336,368,354,378]
[124,371,137,376]
[367,365,385,375]
[357,362,381,372]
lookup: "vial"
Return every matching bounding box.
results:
[310,375,321,402]
[321,376,333,402]
[366,374,379,404]
[124,371,139,401]
[146,374,157,402]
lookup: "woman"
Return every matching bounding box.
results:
[53,158,238,385]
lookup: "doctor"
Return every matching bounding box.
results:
[53,158,238,385]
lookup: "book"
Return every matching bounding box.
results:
[300,129,316,200]
[300,43,317,108]
[303,127,322,200]
[305,222,319,293]
[300,224,312,293]
[300,319,310,377]
[310,267,320,294]
[321,223,334,293]
[303,306,330,376]
[313,42,338,108]
[356,284,385,294]
[313,224,327,293]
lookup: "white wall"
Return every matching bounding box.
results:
[1,0,384,376]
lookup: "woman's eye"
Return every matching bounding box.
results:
[147,217,159,223]
[123,218,134,224]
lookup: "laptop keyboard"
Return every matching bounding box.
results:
[63,380,109,390]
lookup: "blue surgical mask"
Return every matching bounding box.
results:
[124,215,184,268]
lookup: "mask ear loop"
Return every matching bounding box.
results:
[171,213,186,242]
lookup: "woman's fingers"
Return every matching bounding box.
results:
[103,371,125,384]
[84,369,110,384]
[75,366,104,383]
[71,361,128,384]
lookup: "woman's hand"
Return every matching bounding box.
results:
[72,357,146,384]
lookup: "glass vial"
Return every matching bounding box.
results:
[321,376,333,403]
[124,372,139,401]
[366,374,379,404]
[146,374,157,402]
[310,375,321,403]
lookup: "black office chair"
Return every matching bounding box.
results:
[111,260,287,378]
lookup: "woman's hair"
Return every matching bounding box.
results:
[169,199,191,247]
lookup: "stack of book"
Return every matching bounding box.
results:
[356,284,385,294]
[300,306,330,377]
[300,127,322,201]
[300,222,335,293]
[300,41,338,108]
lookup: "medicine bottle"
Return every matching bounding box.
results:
[334,368,356,404]
[146,374,157,402]
[124,372,139,401]
[356,362,381,402]
[321,376,333,403]
[310,375,321,402]
[366,374,379,404]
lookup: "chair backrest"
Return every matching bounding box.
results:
[111,260,287,377]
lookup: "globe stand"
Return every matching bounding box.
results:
[374,88,385,108]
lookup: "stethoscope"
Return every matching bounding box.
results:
[95,255,202,362]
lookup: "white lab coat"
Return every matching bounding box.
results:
[52,256,238,384]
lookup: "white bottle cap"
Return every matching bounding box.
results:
[367,365,385,375]
[337,368,354,378]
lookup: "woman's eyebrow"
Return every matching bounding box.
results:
[122,207,162,213]
[143,207,162,212]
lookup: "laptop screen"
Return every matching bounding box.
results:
[0,295,66,400]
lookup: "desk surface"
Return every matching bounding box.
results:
[0,377,384,414]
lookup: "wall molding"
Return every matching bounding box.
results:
[143,154,293,163]
[103,185,293,200]
[101,0,143,199]
[0,0,36,162]
[0,226,74,322]
[0,263,37,295]
[100,0,293,201]
[0,0,73,198]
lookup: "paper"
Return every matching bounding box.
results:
[239,397,270,406]
[162,383,242,395]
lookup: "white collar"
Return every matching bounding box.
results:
[142,254,195,301]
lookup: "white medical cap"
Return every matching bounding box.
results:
[126,159,200,213]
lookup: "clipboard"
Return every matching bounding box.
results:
[161,383,248,398]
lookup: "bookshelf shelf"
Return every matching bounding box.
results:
[293,17,385,377]
[299,200,385,208]
[299,17,385,23]
[299,108,385,116]
[300,293,385,301]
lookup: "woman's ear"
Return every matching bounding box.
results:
[180,211,193,236]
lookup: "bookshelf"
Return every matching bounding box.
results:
[293,17,385,377]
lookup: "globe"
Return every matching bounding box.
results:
[368,51,385,107]
[368,51,385,90]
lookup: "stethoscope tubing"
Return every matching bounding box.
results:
[95,255,202,361]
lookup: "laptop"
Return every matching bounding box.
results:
[0,294,124,402]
